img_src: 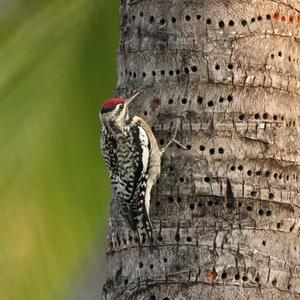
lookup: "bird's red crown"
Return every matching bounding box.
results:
[101,98,125,114]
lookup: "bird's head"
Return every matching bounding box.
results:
[99,92,140,126]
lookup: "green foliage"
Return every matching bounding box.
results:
[0,1,119,299]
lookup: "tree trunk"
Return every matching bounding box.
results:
[102,0,300,299]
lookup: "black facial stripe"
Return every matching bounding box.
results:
[101,107,115,114]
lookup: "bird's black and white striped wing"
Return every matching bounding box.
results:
[100,126,119,183]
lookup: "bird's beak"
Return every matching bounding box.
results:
[125,91,140,106]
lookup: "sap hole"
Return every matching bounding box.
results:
[149,264,153,269]
[196,15,201,20]
[171,17,176,23]
[197,96,204,104]
[256,170,262,176]
[273,115,278,120]
[198,202,203,208]
[124,279,129,285]
[207,200,213,206]
[206,18,212,24]
[266,14,271,20]
[258,209,264,216]
[184,67,189,74]
[228,63,234,70]
[263,113,268,119]
[242,276,248,281]
[238,202,242,207]
[155,201,160,207]
[150,296,156,300]
[159,139,165,145]
[247,170,252,176]
[254,113,260,119]
[257,16,262,21]
[239,114,245,121]
[179,177,184,183]
[246,206,252,211]
[265,171,270,177]
[163,298,170,300]
[209,148,215,155]
[262,240,266,246]
[230,165,236,171]
[218,147,224,154]
[160,18,166,25]
[251,191,257,197]
[219,20,225,28]
[241,19,247,26]
[123,238,127,245]
[221,272,227,279]
[134,236,140,244]
[139,12,144,17]
[219,96,224,103]
[139,262,144,268]
[176,69,180,75]
[129,71,132,77]
[288,284,291,290]
[227,95,233,102]
[286,175,289,181]
[215,64,220,70]
[132,15,136,21]
[189,203,195,210]
[152,71,156,76]
[235,273,240,280]
[144,111,148,116]
[157,235,163,241]
[149,16,154,23]
[251,17,255,22]
[186,236,192,242]
[269,193,274,200]
[168,196,174,203]
[185,15,191,21]
[281,16,286,22]
[176,196,182,203]
[238,165,243,171]
[168,99,173,104]
[271,54,275,59]
[175,233,180,242]
[214,199,220,205]
[142,72,146,77]
[278,51,282,57]
[186,145,192,150]
[273,173,278,179]
[272,279,277,287]
[163,257,168,263]
[228,20,235,26]
[181,98,187,104]
[200,145,205,151]
[133,72,137,78]
[281,115,285,121]
[207,100,214,107]
[255,276,260,282]
[169,167,174,172]
[266,210,272,216]
[160,70,165,75]
[204,177,210,183]
[277,223,281,229]
[129,236,133,242]
[169,70,174,76]
[279,174,283,180]
[191,66,197,72]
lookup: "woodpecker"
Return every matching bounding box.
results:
[100,92,184,244]
[99,92,161,243]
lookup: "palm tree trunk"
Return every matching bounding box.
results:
[102,1,300,299]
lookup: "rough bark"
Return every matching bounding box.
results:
[102,0,300,299]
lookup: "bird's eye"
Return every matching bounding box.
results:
[119,104,124,110]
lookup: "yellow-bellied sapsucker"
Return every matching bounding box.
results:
[99,92,161,244]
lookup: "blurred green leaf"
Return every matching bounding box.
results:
[0,1,119,299]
